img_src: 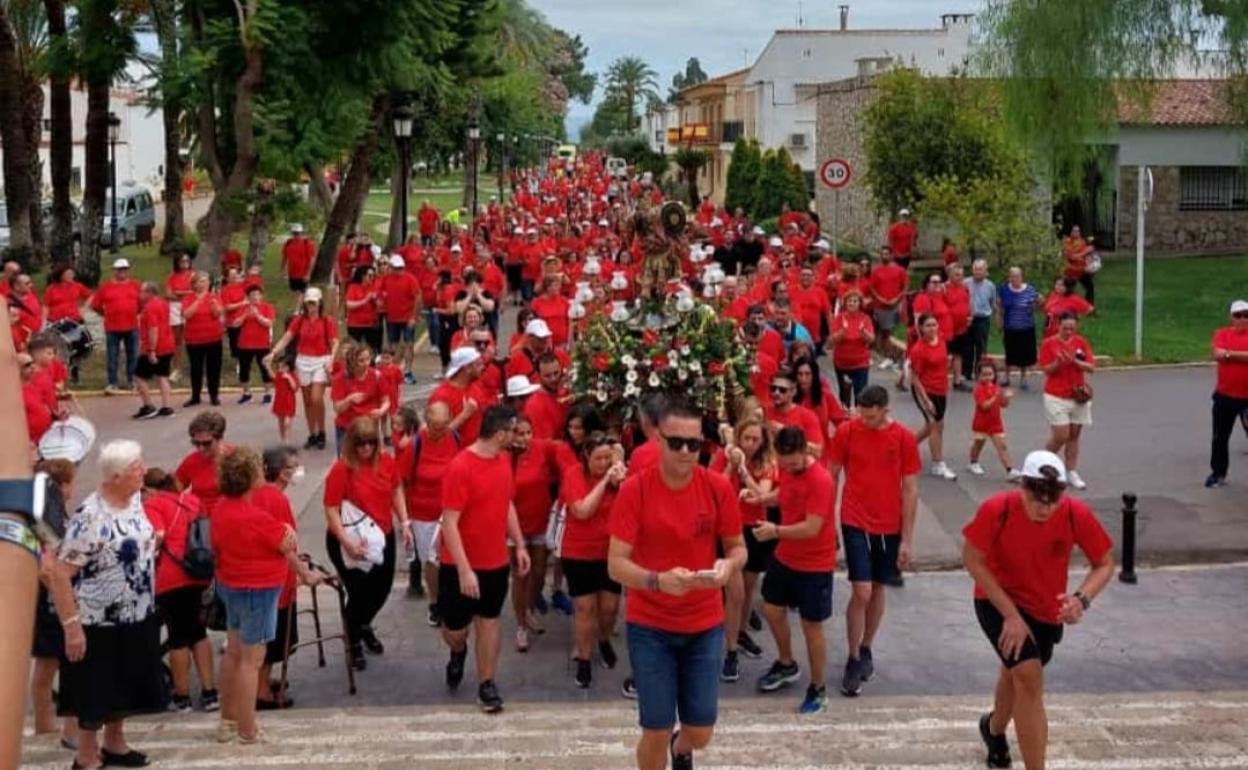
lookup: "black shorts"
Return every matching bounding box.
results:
[437,564,510,631]
[265,601,299,665]
[761,558,833,622]
[913,387,948,422]
[134,353,173,380]
[561,557,622,598]
[157,585,209,650]
[505,264,523,290]
[288,278,309,293]
[32,588,63,659]
[974,599,1063,668]
[743,524,779,574]
[841,525,901,584]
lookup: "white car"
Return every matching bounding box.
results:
[606,157,629,180]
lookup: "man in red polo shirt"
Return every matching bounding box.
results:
[608,399,745,770]
[90,257,143,393]
[429,346,486,444]
[827,384,920,698]
[380,254,422,382]
[133,282,176,419]
[418,200,441,246]
[505,319,570,381]
[522,353,568,441]
[439,405,530,713]
[791,265,833,351]
[886,209,918,269]
[1208,299,1248,487]
[281,223,316,295]
[750,427,837,714]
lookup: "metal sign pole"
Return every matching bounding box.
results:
[1134,165,1146,359]
[832,189,839,260]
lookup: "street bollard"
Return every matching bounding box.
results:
[1119,492,1138,585]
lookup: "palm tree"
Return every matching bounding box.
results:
[604,55,659,134]
[1,0,48,263]
[43,0,74,263]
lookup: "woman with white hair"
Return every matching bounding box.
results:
[47,439,167,769]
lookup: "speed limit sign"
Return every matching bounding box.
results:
[819,158,852,189]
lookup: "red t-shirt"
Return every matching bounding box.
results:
[766,403,824,448]
[439,450,514,570]
[211,496,289,590]
[180,293,224,345]
[791,285,831,337]
[887,221,918,258]
[236,303,275,351]
[139,297,176,356]
[143,490,210,595]
[869,263,908,305]
[610,467,742,633]
[1043,294,1094,337]
[626,439,660,477]
[963,491,1112,624]
[22,382,54,444]
[44,280,91,322]
[758,327,785,364]
[828,419,921,534]
[774,462,838,572]
[345,283,380,328]
[220,282,249,326]
[832,311,874,370]
[523,388,567,441]
[381,272,421,323]
[282,237,315,280]
[1213,326,1248,399]
[708,450,776,525]
[323,454,400,533]
[90,279,142,332]
[531,295,571,347]
[908,337,949,396]
[505,347,570,383]
[165,271,194,306]
[912,293,953,341]
[972,382,1006,434]
[751,350,780,408]
[289,315,337,357]
[418,207,440,236]
[249,484,298,607]
[945,281,971,336]
[272,372,298,417]
[175,448,230,514]
[330,368,384,429]
[511,439,558,536]
[560,465,617,561]
[429,379,484,445]
[1038,334,1093,400]
[396,429,461,522]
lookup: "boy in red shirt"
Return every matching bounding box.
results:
[963,450,1115,770]
[375,348,404,443]
[968,360,1019,480]
[133,282,176,419]
[750,427,838,714]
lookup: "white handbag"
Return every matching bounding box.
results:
[1084,252,1102,275]
[339,500,385,572]
[544,503,567,558]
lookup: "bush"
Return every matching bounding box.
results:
[725,138,761,214]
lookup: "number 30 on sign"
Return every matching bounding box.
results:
[819,158,852,189]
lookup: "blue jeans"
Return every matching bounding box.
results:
[424,309,440,349]
[626,622,724,730]
[106,329,139,387]
[216,584,281,645]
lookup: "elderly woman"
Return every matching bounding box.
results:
[997,266,1041,389]
[180,270,225,407]
[175,410,231,514]
[324,417,412,669]
[48,440,167,769]
[211,446,319,744]
[266,287,340,451]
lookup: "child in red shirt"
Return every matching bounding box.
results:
[376,348,404,443]
[271,359,299,442]
[968,360,1018,480]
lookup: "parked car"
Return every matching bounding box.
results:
[0,201,82,256]
[100,183,156,247]
[606,157,629,180]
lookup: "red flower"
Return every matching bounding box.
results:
[651,354,669,370]
[592,352,611,373]
[643,329,659,346]
[707,361,726,376]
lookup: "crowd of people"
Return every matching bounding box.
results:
[9,149,1246,770]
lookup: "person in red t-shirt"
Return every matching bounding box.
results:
[270,359,299,442]
[886,209,918,269]
[280,224,316,294]
[531,276,572,348]
[133,283,176,419]
[607,399,745,770]
[267,289,340,450]
[522,352,569,440]
[1209,299,1248,486]
[175,411,231,514]
[764,370,824,457]
[252,446,306,709]
[962,450,1114,770]
[1038,314,1095,491]
[379,254,422,380]
[418,200,441,246]
[90,258,143,392]
[868,247,907,369]
[232,285,275,404]
[166,253,195,379]
[219,267,249,363]
[826,385,920,697]
[20,353,55,445]
[323,418,411,669]
[750,427,837,711]
[943,262,973,389]
[504,414,558,647]
[967,359,1018,481]
[1042,277,1094,338]
[211,447,320,744]
[344,265,382,352]
[438,405,531,712]
[180,271,225,407]
[829,291,875,407]
[429,346,487,442]
[330,343,390,451]
[43,265,92,324]
[909,312,957,481]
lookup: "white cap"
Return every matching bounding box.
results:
[597,219,609,227]
[711,217,724,227]
[513,226,524,234]
[388,255,405,268]
[525,319,552,338]
[506,375,540,398]
[543,217,555,225]
[290,223,304,234]
[768,237,783,248]
[527,227,539,235]
[1231,299,1248,314]
[1021,450,1067,483]
[303,286,323,303]
[814,239,831,250]
[450,243,463,252]
[445,346,482,378]
[112,257,131,269]
[899,208,911,217]
[752,226,765,236]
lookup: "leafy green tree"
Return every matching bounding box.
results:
[669,56,708,101]
[43,0,74,263]
[0,0,38,266]
[673,147,711,207]
[752,148,790,220]
[723,137,759,214]
[781,148,810,212]
[603,55,659,134]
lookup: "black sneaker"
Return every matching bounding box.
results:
[199,688,220,712]
[209,397,221,407]
[859,645,874,682]
[670,730,693,770]
[748,609,763,632]
[303,434,318,450]
[406,575,425,598]
[721,650,740,683]
[314,432,328,449]
[885,572,905,588]
[169,694,193,713]
[262,393,272,405]
[182,398,201,409]
[621,676,637,700]
[598,640,618,669]
[427,603,442,627]
[737,631,763,659]
[979,712,1012,768]
[156,407,175,417]
[477,679,504,713]
[237,393,253,404]
[841,657,863,697]
[574,658,592,689]
[350,644,367,671]
[446,648,467,689]
[758,659,801,692]
[132,405,157,420]
[360,627,384,655]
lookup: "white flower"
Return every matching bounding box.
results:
[677,368,689,381]
[596,389,609,403]
[648,372,661,387]
[668,348,680,362]
[624,384,639,397]
[689,360,702,373]
[621,353,637,368]
[680,344,692,356]
[626,369,639,383]
[568,365,579,381]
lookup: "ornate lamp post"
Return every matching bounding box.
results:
[467,117,481,226]
[108,112,121,254]
[496,132,506,202]
[391,102,415,244]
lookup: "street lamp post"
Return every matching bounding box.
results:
[108,112,121,254]
[467,117,480,227]
[391,102,415,245]
[496,132,506,203]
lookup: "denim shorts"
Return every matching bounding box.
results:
[626,622,724,730]
[217,584,281,645]
[386,320,416,344]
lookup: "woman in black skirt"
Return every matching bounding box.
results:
[48,439,167,770]
[997,266,1041,389]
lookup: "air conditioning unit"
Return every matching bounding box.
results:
[788,133,807,148]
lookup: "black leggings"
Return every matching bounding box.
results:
[437,315,459,368]
[1078,272,1095,305]
[325,530,396,645]
[237,349,273,385]
[186,341,222,401]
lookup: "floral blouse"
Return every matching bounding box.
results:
[58,492,157,627]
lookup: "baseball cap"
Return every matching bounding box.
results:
[1021,450,1067,483]
[899,208,911,216]
[112,258,131,269]
[525,319,552,338]
[450,243,463,252]
[513,226,524,234]
[445,346,482,378]
[388,255,405,268]
[543,217,554,225]
[1231,299,1248,314]
[814,239,831,250]
[290,223,304,233]
[752,226,765,236]
[303,286,323,303]
[506,375,540,398]
[768,237,783,247]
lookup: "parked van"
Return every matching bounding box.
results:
[100,183,156,247]
[606,157,629,179]
[555,144,578,162]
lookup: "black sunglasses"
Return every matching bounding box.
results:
[770,384,792,394]
[190,439,215,449]
[356,438,379,447]
[660,434,702,453]
[1234,312,1248,319]
[472,340,490,349]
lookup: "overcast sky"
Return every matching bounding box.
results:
[529,0,977,137]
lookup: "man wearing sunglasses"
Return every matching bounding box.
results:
[609,399,746,770]
[1207,299,1248,487]
[765,371,823,458]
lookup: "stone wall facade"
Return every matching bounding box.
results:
[1117,166,1248,253]
[814,76,891,251]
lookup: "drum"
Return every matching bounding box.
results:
[38,415,97,463]
[51,319,94,363]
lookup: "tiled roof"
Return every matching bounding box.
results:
[1117,80,1237,126]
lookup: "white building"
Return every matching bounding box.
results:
[642,103,680,155]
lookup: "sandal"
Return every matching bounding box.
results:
[100,748,149,767]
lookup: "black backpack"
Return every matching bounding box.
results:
[164,493,215,581]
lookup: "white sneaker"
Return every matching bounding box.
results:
[877,359,895,371]
[967,462,986,476]
[931,462,957,480]
[1006,469,1022,482]
[1068,470,1087,490]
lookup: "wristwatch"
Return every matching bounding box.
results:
[1073,590,1091,610]
[0,473,67,560]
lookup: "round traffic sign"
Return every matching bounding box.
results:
[819,158,852,189]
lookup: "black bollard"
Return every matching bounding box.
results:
[1119,492,1138,585]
